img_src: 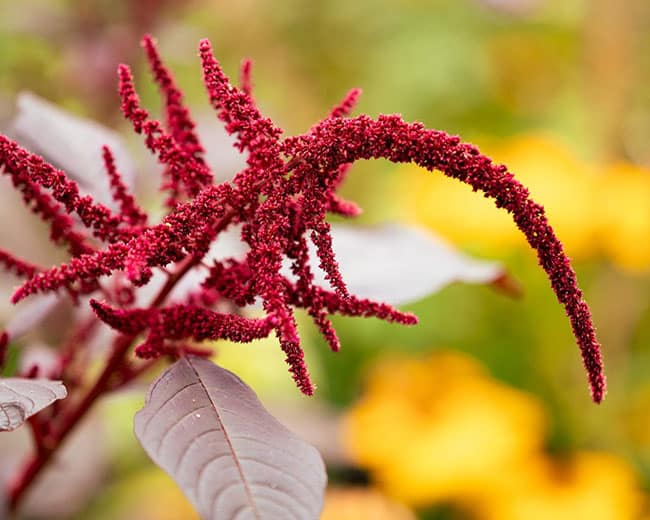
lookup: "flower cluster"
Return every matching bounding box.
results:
[0,36,605,401]
[344,351,638,518]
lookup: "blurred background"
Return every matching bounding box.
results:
[1,0,650,518]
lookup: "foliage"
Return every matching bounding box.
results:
[5,2,647,518]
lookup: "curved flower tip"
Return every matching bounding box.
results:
[118,64,147,133]
[281,340,314,396]
[140,33,156,49]
[198,38,212,55]
[239,58,253,96]
[101,145,147,226]
[0,250,41,280]
[297,374,315,396]
[330,88,363,119]
[89,299,152,335]
[287,115,606,402]
[587,349,606,404]
[592,376,606,404]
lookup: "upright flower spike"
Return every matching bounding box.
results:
[118,64,212,206]
[102,145,148,226]
[318,90,365,218]
[239,58,253,97]
[329,88,362,119]
[2,37,605,402]
[198,38,288,203]
[142,35,206,163]
[200,38,340,394]
[199,39,281,160]
[141,35,212,203]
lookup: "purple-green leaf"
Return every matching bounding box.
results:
[11,92,136,207]
[315,224,507,305]
[0,378,67,431]
[134,356,327,520]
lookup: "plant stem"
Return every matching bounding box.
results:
[6,254,201,513]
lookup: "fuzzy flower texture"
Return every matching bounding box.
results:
[0,36,605,402]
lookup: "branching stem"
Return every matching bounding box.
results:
[7,252,202,512]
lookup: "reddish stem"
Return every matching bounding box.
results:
[26,416,47,455]
[6,253,201,512]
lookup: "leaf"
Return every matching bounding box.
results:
[134,356,327,520]
[0,378,67,431]
[269,402,349,466]
[312,223,508,305]
[321,487,417,520]
[11,92,136,207]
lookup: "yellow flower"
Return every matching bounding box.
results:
[320,487,416,520]
[394,159,521,252]
[210,328,323,400]
[392,133,650,272]
[106,468,200,520]
[342,351,547,506]
[393,134,599,259]
[485,135,599,259]
[597,163,650,272]
[478,452,644,520]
